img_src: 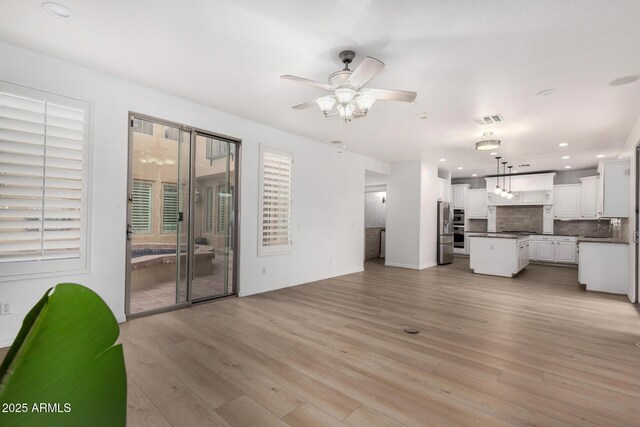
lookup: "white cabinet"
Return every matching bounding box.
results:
[536,237,555,262]
[543,205,554,234]
[579,176,599,219]
[451,184,469,209]
[578,242,628,294]
[528,237,536,260]
[556,240,577,263]
[484,173,556,206]
[437,178,447,202]
[467,189,488,218]
[553,184,581,219]
[597,160,629,218]
[534,235,577,264]
[487,206,496,232]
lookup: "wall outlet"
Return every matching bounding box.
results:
[1,303,11,315]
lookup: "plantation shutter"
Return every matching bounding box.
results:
[216,185,231,235]
[0,87,88,265]
[259,148,292,254]
[131,181,152,233]
[205,186,214,232]
[162,184,178,233]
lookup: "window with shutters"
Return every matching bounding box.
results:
[217,184,232,235]
[0,81,90,278]
[132,118,153,136]
[162,183,179,233]
[205,186,214,233]
[131,180,152,234]
[259,146,292,255]
[205,137,227,160]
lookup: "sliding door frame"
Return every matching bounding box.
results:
[125,112,241,319]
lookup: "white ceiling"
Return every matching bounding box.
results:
[1,0,640,177]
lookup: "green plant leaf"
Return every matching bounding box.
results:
[0,283,126,427]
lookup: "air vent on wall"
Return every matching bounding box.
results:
[474,114,504,125]
[517,164,530,167]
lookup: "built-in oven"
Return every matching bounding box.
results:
[453,209,464,225]
[453,225,465,248]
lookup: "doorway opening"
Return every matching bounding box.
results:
[364,170,388,264]
[125,113,240,317]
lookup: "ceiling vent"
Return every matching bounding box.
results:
[474,114,504,125]
[517,164,530,167]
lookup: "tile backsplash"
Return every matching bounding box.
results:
[496,206,543,233]
[467,219,488,232]
[553,219,612,237]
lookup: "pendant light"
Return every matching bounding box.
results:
[493,156,502,195]
[507,166,514,199]
[500,162,508,197]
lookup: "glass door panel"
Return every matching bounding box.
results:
[127,117,190,315]
[192,134,236,300]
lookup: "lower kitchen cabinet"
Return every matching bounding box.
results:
[578,242,628,294]
[534,235,577,264]
[536,238,556,262]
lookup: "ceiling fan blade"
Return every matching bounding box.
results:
[347,57,385,88]
[281,75,334,91]
[362,87,417,103]
[292,99,318,110]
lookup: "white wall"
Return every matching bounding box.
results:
[0,41,390,346]
[364,192,386,228]
[419,162,439,269]
[385,161,439,269]
[619,114,640,303]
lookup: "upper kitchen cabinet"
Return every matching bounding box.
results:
[437,178,449,202]
[485,173,555,206]
[597,160,629,218]
[467,188,488,218]
[451,184,469,209]
[553,184,580,219]
[579,176,599,219]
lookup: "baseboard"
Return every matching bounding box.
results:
[0,336,13,348]
[418,262,437,270]
[239,266,365,297]
[384,262,421,269]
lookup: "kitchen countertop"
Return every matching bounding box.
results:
[577,237,629,244]
[468,233,524,240]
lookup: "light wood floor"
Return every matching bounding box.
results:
[118,258,640,426]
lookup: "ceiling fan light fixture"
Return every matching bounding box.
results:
[474,139,501,151]
[335,88,356,105]
[337,104,353,118]
[355,94,376,112]
[316,96,336,114]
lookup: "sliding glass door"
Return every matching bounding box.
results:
[192,133,236,300]
[126,115,239,317]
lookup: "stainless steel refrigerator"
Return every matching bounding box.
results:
[437,201,454,265]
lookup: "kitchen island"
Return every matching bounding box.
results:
[469,234,530,277]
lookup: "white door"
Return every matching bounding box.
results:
[536,240,555,261]
[556,241,577,263]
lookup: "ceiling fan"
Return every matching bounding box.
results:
[281,50,417,123]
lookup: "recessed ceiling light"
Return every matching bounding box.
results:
[439,158,446,162]
[558,142,568,147]
[472,173,478,177]
[457,166,464,170]
[42,2,74,18]
[490,152,498,156]
[562,155,570,159]
[418,112,429,120]
[564,165,572,169]
[609,75,640,86]
[596,154,605,158]
[537,89,557,96]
